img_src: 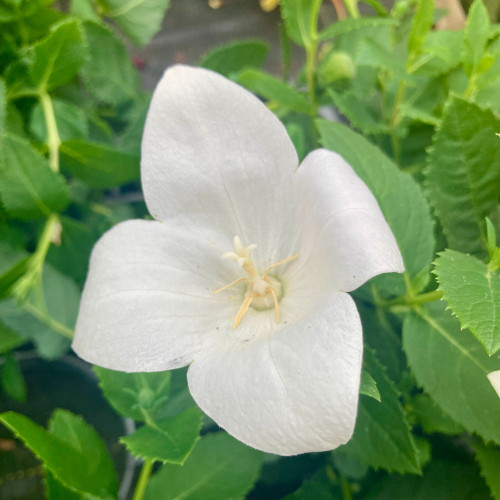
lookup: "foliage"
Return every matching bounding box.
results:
[0,0,499,498]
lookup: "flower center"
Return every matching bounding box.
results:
[214,236,299,330]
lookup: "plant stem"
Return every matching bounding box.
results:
[132,460,154,500]
[340,475,354,500]
[386,290,443,308]
[12,214,59,300]
[39,92,61,172]
[305,0,323,104]
[344,0,360,18]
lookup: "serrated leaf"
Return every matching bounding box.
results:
[319,18,398,40]
[407,0,434,64]
[48,409,118,495]
[0,133,70,219]
[434,249,500,355]
[317,120,434,296]
[360,370,381,401]
[144,432,262,500]
[425,96,500,255]
[1,353,26,402]
[31,99,88,142]
[121,407,201,464]
[356,37,410,80]
[463,0,490,77]
[94,366,171,421]
[60,140,140,188]
[70,0,100,21]
[284,469,339,500]
[0,411,117,498]
[365,461,491,499]
[472,442,500,500]
[24,19,87,91]
[341,349,420,474]
[238,68,314,114]
[45,471,84,500]
[0,264,77,358]
[328,89,389,135]
[416,30,463,76]
[102,0,170,46]
[81,21,140,105]
[199,39,269,77]
[410,393,463,435]
[280,0,315,46]
[403,302,500,444]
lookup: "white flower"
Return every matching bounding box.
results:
[73,65,404,456]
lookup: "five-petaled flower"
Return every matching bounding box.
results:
[73,65,404,456]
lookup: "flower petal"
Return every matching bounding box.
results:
[141,65,299,261]
[72,220,237,372]
[187,291,363,455]
[296,148,404,292]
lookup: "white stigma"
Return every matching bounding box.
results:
[215,236,299,330]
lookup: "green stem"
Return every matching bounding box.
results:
[305,0,323,104]
[23,301,74,339]
[39,92,61,172]
[344,0,360,18]
[386,290,443,308]
[132,460,154,500]
[12,214,60,300]
[340,475,354,500]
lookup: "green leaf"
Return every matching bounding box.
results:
[0,322,26,353]
[356,37,410,80]
[280,0,315,46]
[463,0,490,77]
[24,19,87,91]
[317,120,434,295]
[403,302,500,444]
[0,264,77,358]
[472,442,500,500]
[47,217,96,283]
[410,393,463,435]
[0,133,70,219]
[328,89,389,135]
[1,353,26,402]
[94,366,171,421]
[144,432,262,500]
[121,407,202,464]
[81,21,140,105]
[48,409,118,496]
[31,99,88,142]
[486,217,497,259]
[434,249,500,355]
[0,255,30,299]
[365,461,492,499]
[341,349,420,474]
[45,471,84,500]
[417,30,463,76]
[199,39,269,77]
[284,469,340,500]
[407,0,434,64]
[425,96,500,255]
[0,79,5,135]
[238,68,314,114]
[319,18,398,41]
[102,0,171,46]
[70,0,100,21]
[360,370,381,401]
[0,411,118,498]
[60,140,140,188]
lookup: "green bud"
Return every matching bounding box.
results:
[319,51,355,85]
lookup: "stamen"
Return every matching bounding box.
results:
[216,236,299,329]
[214,277,249,294]
[263,254,300,277]
[233,293,258,330]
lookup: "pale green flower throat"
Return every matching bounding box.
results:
[214,236,299,330]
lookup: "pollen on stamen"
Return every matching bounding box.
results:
[215,236,299,330]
